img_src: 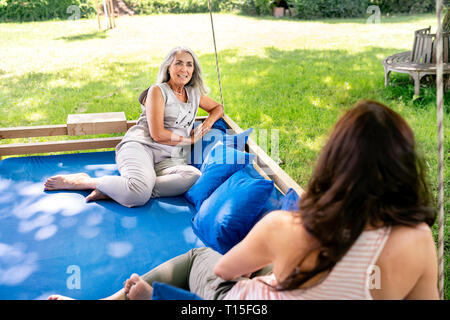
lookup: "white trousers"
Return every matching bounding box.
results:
[97,142,201,207]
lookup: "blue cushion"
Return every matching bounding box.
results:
[236,165,284,216]
[151,282,202,300]
[211,117,228,133]
[191,167,275,254]
[189,128,224,169]
[280,188,301,211]
[185,142,255,210]
[189,128,253,169]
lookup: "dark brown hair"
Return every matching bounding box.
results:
[278,100,436,290]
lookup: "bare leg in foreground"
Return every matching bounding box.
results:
[48,273,152,300]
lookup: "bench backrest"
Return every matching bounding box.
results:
[411,27,450,64]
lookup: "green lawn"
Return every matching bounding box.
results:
[0,13,448,298]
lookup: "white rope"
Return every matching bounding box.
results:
[435,0,445,300]
[207,0,224,108]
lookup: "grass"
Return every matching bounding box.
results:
[0,13,448,298]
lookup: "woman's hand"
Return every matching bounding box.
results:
[190,124,204,144]
[189,120,212,143]
[198,95,224,135]
[198,119,214,136]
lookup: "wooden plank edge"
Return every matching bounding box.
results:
[0,124,68,139]
[0,137,122,156]
[1,116,209,139]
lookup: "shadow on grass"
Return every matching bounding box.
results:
[1,46,448,126]
[55,30,109,42]
[1,45,448,183]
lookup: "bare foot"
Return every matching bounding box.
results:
[86,189,110,202]
[124,273,153,300]
[44,173,96,191]
[47,294,75,300]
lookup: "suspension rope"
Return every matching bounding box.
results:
[206,0,445,300]
[435,0,445,300]
[207,0,224,108]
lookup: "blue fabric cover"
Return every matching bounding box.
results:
[191,166,275,254]
[185,142,256,210]
[211,118,228,133]
[189,128,253,169]
[151,282,202,300]
[0,151,283,300]
[280,188,301,211]
[0,152,204,300]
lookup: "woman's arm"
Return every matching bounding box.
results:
[145,86,196,146]
[213,211,281,281]
[197,95,224,135]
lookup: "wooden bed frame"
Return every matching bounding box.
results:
[0,112,304,196]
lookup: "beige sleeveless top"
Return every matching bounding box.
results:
[117,83,201,164]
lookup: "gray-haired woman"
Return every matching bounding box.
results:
[44,46,224,207]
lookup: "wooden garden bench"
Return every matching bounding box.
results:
[383,27,450,95]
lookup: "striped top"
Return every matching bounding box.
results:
[224,226,391,300]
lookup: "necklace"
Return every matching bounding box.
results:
[171,86,184,96]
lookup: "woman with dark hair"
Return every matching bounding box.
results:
[49,100,438,300]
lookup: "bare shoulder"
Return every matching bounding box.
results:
[261,210,302,230]
[386,223,434,250]
[372,222,438,299]
[379,223,435,263]
[262,210,313,247]
[147,85,163,100]
[145,85,165,113]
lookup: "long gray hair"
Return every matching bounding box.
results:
[139,46,208,106]
[159,46,208,93]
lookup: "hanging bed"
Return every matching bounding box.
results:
[0,112,304,300]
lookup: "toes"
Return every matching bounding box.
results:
[85,190,95,202]
[130,273,140,283]
[123,274,140,292]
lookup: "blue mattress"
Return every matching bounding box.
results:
[0,151,205,300]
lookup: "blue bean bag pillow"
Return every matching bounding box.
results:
[228,164,283,216]
[151,282,202,300]
[189,128,253,169]
[211,117,229,133]
[280,188,301,211]
[185,142,255,210]
[191,166,275,254]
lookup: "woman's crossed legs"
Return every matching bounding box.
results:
[44,142,201,207]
